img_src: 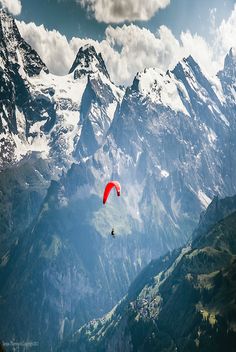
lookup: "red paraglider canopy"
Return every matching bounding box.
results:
[103,181,121,204]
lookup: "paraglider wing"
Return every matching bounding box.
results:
[103,181,121,204]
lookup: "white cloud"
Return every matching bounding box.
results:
[101,24,218,85]
[215,4,236,59]
[17,20,215,86]
[17,4,236,86]
[0,0,21,15]
[17,21,76,75]
[104,24,181,85]
[79,0,170,23]
[209,7,217,35]
[180,31,219,76]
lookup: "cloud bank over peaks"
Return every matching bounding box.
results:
[0,0,21,15]
[17,4,236,86]
[79,0,170,23]
[216,4,236,58]
[17,21,78,76]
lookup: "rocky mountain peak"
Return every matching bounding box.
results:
[218,47,236,81]
[0,8,48,76]
[172,54,200,78]
[224,47,236,69]
[217,48,236,103]
[68,44,110,80]
[1,12,236,351]
[0,8,20,57]
[129,66,189,115]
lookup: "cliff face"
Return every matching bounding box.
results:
[0,9,123,255]
[0,9,122,170]
[65,195,236,352]
[1,9,236,352]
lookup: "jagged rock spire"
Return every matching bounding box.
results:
[69,44,110,79]
[0,8,48,76]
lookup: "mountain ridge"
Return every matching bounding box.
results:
[62,195,236,352]
[0,10,123,170]
[1,9,236,351]
[69,44,110,80]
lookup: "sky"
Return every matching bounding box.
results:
[16,0,234,42]
[0,0,236,85]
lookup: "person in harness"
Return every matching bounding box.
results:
[111,228,115,237]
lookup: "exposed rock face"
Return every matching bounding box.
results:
[0,9,122,252]
[217,48,236,106]
[1,9,236,352]
[65,195,236,352]
[69,45,110,80]
[0,155,52,256]
[0,8,49,167]
[0,10,123,169]
[0,9,48,77]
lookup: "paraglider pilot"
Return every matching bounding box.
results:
[103,181,121,239]
[111,228,115,237]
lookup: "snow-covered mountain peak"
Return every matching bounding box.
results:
[173,55,199,79]
[0,8,21,60]
[0,9,48,76]
[0,8,15,31]
[131,67,189,115]
[226,47,236,64]
[172,54,227,116]
[0,11,123,169]
[2,10,236,350]
[217,48,236,105]
[69,44,110,80]
[218,48,236,81]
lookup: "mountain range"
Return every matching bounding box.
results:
[0,8,236,351]
[63,195,236,351]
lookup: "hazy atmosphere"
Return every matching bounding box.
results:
[0,0,236,351]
